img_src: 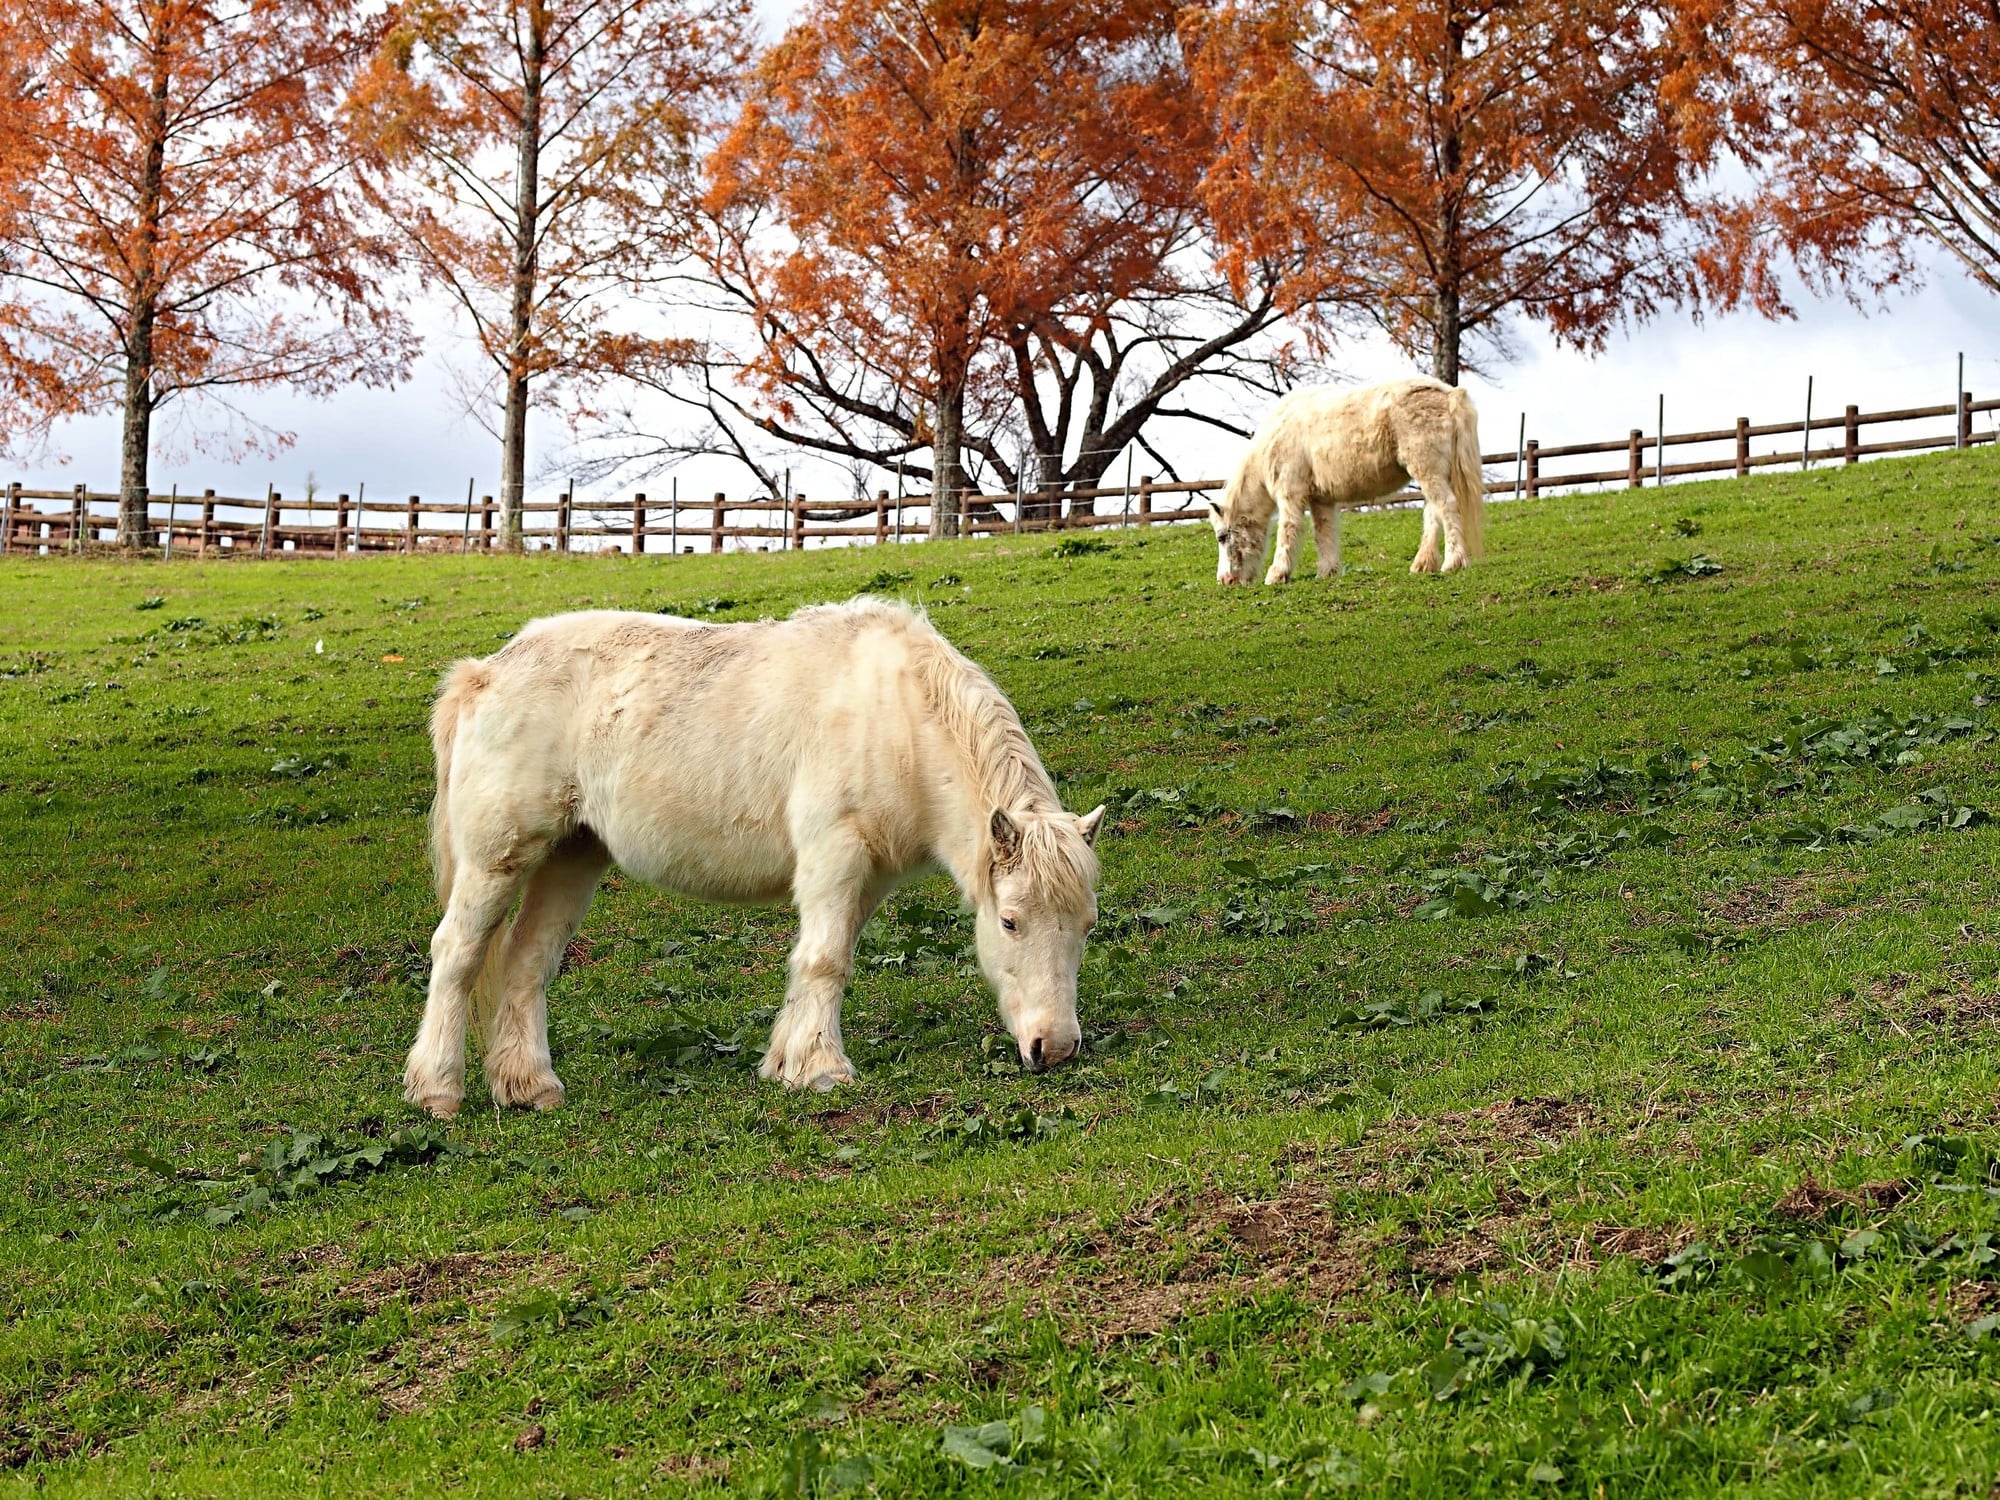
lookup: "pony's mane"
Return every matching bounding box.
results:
[812,598,1097,907]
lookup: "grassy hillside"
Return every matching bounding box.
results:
[4,449,2000,1497]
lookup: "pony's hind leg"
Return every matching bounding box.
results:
[1265,490,1308,585]
[1408,463,1460,572]
[483,831,610,1111]
[1410,494,1445,573]
[761,839,883,1091]
[1310,501,1342,578]
[404,863,523,1119]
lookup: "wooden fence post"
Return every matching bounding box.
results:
[334,493,349,554]
[1962,391,1975,449]
[875,489,889,546]
[1844,405,1859,464]
[258,486,275,556]
[792,492,805,551]
[1,482,16,556]
[1627,429,1643,488]
[1735,418,1749,477]
[556,489,571,552]
[404,494,419,552]
[1524,441,1539,500]
[199,491,215,556]
[480,496,494,551]
[1138,474,1155,526]
[631,493,645,556]
[711,492,724,554]
[72,484,86,552]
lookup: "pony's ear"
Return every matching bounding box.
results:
[990,808,1023,866]
[1076,805,1106,847]
[1205,500,1223,520]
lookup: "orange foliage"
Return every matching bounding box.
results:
[1182,0,1757,384]
[0,0,413,539]
[1744,0,2000,298]
[705,0,1233,532]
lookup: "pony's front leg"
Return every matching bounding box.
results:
[1311,502,1342,578]
[761,847,879,1092]
[1265,492,1306,585]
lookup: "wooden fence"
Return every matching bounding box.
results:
[3,390,1994,559]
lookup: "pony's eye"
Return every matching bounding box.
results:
[1001,916,1018,932]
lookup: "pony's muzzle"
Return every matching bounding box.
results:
[1023,1032,1078,1072]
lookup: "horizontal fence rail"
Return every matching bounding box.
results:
[4,391,1994,560]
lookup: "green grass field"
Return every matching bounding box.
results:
[5,448,2000,1496]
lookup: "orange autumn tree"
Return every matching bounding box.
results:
[348,0,746,547]
[0,0,412,544]
[1743,0,2000,298]
[1183,0,1755,385]
[703,0,1282,536]
[0,17,69,445]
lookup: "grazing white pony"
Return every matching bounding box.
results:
[1209,377,1486,583]
[402,598,1105,1118]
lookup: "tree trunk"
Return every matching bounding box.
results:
[929,364,966,539]
[118,43,173,549]
[499,8,546,551]
[118,348,155,548]
[1436,267,1461,387]
[1434,8,1466,387]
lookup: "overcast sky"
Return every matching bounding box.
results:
[12,0,2000,519]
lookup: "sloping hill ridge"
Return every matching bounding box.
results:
[3,447,2000,1495]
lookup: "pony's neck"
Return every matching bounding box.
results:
[929,764,993,904]
[907,630,1056,898]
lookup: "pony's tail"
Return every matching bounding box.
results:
[428,659,489,908]
[1447,385,1486,562]
[429,658,511,1041]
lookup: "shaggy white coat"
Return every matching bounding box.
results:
[1210,377,1486,582]
[402,599,1104,1118]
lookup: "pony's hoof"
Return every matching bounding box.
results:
[1440,555,1467,573]
[490,1069,565,1111]
[1410,554,1440,575]
[1264,569,1292,586]
[407,1089,462,1120]
[772,1053,854,1091]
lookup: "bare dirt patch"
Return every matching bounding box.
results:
[976,1097,1610,1342]
[1773,1177,1863,1223]
[810,1095,954,1134]
[979,1180,1384,1342]
[1325,1096,1603,1192]
[1948,1279,2000,1322]
[1853,975,2000,1040]
[342,1250,573,1417]
[1404,1210,1551,1280]
[1307,809,1394,836]
[1773,1177,1911,1223]
[1704,872,1853,930]
[1908,988,2000,1035]
[0,1428,91,1472]
[655,1452,732,1486]
[1581,1224,1686,1265]
[341,1249,548,1313]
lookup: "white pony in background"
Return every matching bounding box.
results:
[402,598,1105,1118]
[1210,377,1486,582]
